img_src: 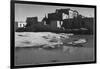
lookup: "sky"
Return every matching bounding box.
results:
[15,3,95,22]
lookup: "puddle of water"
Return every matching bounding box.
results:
[15,45,94,66]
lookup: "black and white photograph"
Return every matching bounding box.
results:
[11,0,96,68]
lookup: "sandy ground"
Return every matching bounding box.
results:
[14,32,95,66]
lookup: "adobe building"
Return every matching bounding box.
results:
[16,8,94,34]
[25,17,38,31]
[26,17,38,27]
[42,8,79,31]
[15,21,27,31]
[17,21,27,28]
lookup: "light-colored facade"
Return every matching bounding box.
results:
[17,22,27,28]
[62,13,69,20]
[62,9,78,20]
